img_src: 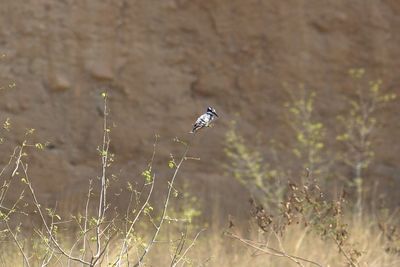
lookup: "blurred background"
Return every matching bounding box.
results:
[0,1,399,265]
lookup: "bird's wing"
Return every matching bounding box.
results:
[194,114,208,126]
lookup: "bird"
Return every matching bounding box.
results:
[190,107,219,133]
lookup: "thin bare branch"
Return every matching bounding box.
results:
[171,228,205,267]
[226,231,323,267]
[5,221,30,267]
[115,175,156,266]
[133,144,190,267]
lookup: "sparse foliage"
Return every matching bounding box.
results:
[336,68,396,219]
[224,72,398,267]
[0,93,203,266]
[284,85,327,176]
[225,120,285,209]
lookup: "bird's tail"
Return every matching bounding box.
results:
[189,126,197,134]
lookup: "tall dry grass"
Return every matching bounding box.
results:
[1,216,399,266]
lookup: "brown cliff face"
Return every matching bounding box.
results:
[0,0,399,217]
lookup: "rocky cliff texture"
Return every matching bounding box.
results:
[0,0,399,217]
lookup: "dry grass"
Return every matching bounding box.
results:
[1,215,399,267]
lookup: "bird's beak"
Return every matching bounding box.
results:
[214,112,219,117]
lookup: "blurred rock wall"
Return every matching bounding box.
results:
[0,0,399,217]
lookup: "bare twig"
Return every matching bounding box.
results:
[22,162,92,266]
[133,144,190,267]
[0,146,23,209]
[171,228,205,267]
[170,229,187,265]
[94,93,111,262]
[331,233,358,267]
[79,179,93,266]
[115,175,156,266]
[272,230,305,267]
[225,231,323,267]
[5,221,30,267]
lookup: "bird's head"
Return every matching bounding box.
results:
[207,107,219,117]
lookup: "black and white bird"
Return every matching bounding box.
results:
[190,107,219,133]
